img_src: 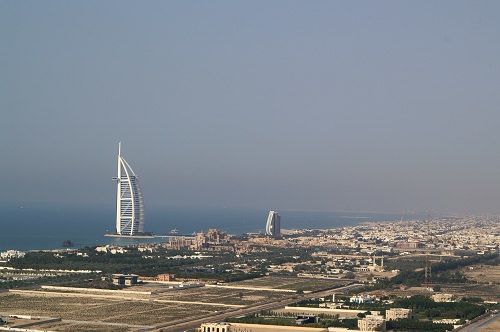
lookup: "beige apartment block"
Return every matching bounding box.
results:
[358,316,386,331]
[432,293,455,302]
[386,308,412,320]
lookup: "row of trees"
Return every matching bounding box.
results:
[386,319,453,332]
[225,311,358,329]
[0,273,97,289]
[4,244,317,287]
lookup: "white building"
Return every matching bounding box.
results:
[200,323,231,332]
[112,142,145,236]
[265,210,281,238]
[350,294,376,304]
[0,250,25,260]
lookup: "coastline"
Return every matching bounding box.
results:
[1,207,424,252]
[104,233,156,239]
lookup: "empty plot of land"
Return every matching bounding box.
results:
[440,283,500,301]
[229,276,347,291]
[463,264,500,285]
[478,318,500,332]
[156,287,287,305]
[0,294,113,317]
[369,283,500,303]
[101,302,223,325]
[0,293,228,330]
[35,321,142,332]
[0,277,349,331]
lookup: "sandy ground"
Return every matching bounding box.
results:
[463,263,500,284]
[0,279,314,331]
[479,319,500,332]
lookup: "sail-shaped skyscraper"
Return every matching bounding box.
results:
[113,143,145,236]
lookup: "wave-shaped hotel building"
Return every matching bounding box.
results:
[112,143,145,236]
[265,210,281,238]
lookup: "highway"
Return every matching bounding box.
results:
[453,311,500,332]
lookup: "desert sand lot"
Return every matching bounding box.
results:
[367,283,500,303]
[0,293,227,329]
[479,319,500,332]
[440,283,500,302]
[463,263,500,285]
[227,276,347,291]
[19,320,141,332]
[1,277,339,331]
[458,263,500,301]
[353,263,500,302]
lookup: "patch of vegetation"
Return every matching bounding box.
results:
[0,272,98,289]
[380,253,498,287]
[394,295,486,320]
[71,279,125,290]
[225,311,358,329]
[387,318,453,332]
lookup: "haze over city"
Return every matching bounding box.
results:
[2,1,500,214]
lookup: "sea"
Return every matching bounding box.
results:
[0,204,424,252]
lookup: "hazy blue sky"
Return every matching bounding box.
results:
[2,1,500,214]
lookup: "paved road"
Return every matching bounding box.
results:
[455,312,500,332]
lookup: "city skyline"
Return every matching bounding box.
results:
[2,2,500,215]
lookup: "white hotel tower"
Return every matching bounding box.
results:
[113,143,145,236]
[265,210,281,238]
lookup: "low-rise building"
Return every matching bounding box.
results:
[156,273,175,282]
[0,250,26,260]
[358,316,386,331]
[296,315,318,325]
[112,274,138,285]
[350,294,376,304]
[386,308,412,320]
[201,322,231,332]
[432,293,455,302]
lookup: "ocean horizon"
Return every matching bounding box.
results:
[0,203,424,252]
